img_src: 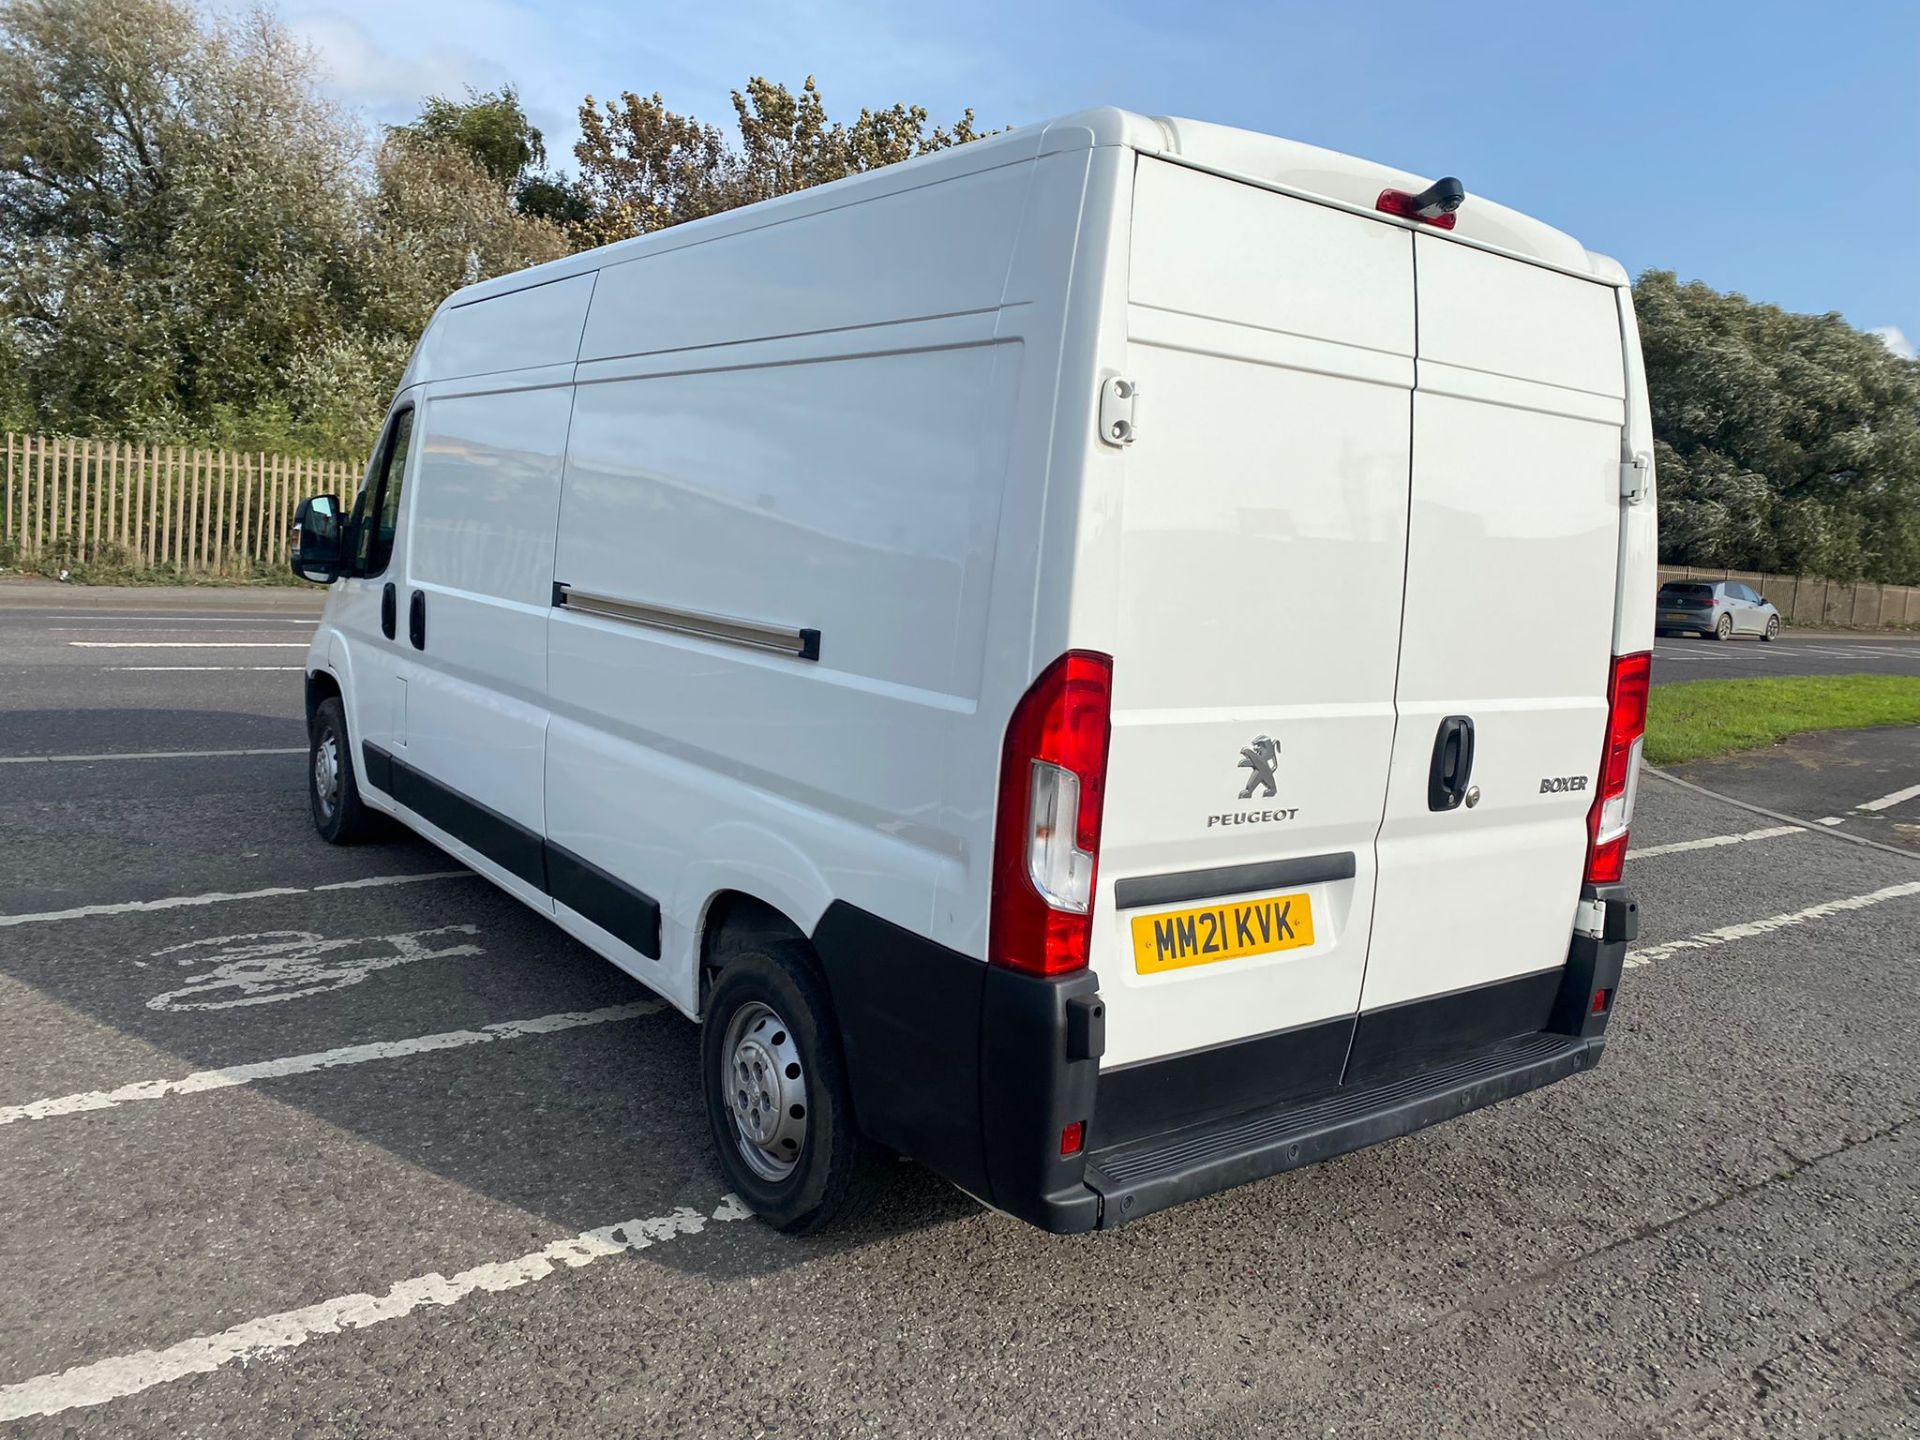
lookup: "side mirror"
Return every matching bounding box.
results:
[290,494,345,584]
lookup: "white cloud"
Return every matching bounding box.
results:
[1869,325,1917,361]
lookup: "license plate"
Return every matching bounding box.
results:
[1131,892,1315,974]
[1664,611,1687,621]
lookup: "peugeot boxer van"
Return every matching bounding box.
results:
[290,109,1656,1234]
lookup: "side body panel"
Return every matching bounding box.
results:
[543,152,1099,1017]
[400,366,580,885]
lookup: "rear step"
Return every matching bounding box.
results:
[1084,1031,1602,1227]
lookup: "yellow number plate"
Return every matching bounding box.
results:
[1130,892,1315,974]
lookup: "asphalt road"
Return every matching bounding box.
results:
[3,585,1919,1438]
[1654,629,1920,684]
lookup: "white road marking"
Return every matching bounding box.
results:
[1626,881,1920,969]
[67,641,308,648]
[0,1195,753,1420]
[0,747,305,764]
[1859,782,1920,813]
[1626,824,1803,859]
[0,871,469,928]
[145,925,483,1011]
[102,665,304,672]
[1818,816,1847,826]
[0,1001,663,1127]
[35,614,317,623]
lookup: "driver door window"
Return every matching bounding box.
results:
[353,408,416,578]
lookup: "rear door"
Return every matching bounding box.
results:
[1092,158,1415,1078]
[1359,236,1625,1025]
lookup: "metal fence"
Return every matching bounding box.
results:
[1,433,364,576]
[1657,565,1920,630]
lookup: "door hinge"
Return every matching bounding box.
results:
[1574,897,1606,939]
[1620,455,1651,504]
[1099,377,1140,447]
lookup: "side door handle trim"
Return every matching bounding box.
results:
[408,590,426,651]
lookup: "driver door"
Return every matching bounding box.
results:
[332,403,417,787]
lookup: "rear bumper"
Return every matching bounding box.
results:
[1083,1030,1602,1227]
[812,886,1633,1235]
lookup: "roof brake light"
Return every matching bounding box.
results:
[1377,176,1466,229]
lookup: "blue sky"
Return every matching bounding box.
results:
[286,0,1920,354]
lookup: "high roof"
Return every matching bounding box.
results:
[432,106,1619,323]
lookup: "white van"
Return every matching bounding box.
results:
[291,108,1656,1234]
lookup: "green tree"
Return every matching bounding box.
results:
[571,74,987,247]
[1637,270,1920,583]
[0,0,567,457]
[393,85,544,189]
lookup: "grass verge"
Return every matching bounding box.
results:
[1646,674,1920,766]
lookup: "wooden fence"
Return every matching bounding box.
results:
[1658,565,1920,630]
[1,433,365,576]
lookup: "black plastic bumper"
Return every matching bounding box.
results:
[812,886,1635,1235]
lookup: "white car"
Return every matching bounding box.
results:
[290,108,1656,1233]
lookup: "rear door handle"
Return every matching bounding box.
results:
[408,590,426,650]
[1427,715,1476,811]
[380,583,396,641]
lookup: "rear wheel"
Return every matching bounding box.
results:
[1715,613,1735,641]
[701,939,884,1233]
[1763,615,1780,642]
[309,696,378,844]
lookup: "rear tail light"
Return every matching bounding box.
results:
[1585,651,1652,884]
[988,651,1114,977]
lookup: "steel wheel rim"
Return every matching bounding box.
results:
[313,727,340,820]
[720,1000,808,1182]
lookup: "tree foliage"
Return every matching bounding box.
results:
[392,84,545,189]
[1638,271,1920,583]
[0,0,566,457]
[570,74,985,247]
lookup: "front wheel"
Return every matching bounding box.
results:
[1763,615,1780,642]
[309,696,378,844]
[701,939,884,1233]
[1715,613,1735,641]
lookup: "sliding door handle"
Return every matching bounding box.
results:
[408,589,426,650]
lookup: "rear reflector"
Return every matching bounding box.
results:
[989,651,1115,977]
[1060,1120,1086,1157]
[1585,652,1652,884]
[1591,988,1611,1015]
[1375,188,1458,229]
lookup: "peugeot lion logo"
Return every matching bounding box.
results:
[1237,734,1280,799]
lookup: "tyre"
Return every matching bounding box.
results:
[1715,613,1734,641]
[1763,615,1780,642]
[701,938,885,1233]
[308,695,379,844]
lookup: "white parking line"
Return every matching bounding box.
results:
[35,615,318,623]
[67,641,308,649]
[1859,782,1920,813]
[0,1194,753,1421]
[0,747,305,765]
[1626,824,1803,860]
[0,871,470,928]
[102,666,305,672]
[1626,881,1920,969]
[0,1001,663,1126]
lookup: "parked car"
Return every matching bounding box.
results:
[288,107,1655,1234]
[1656,581,1780,641]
